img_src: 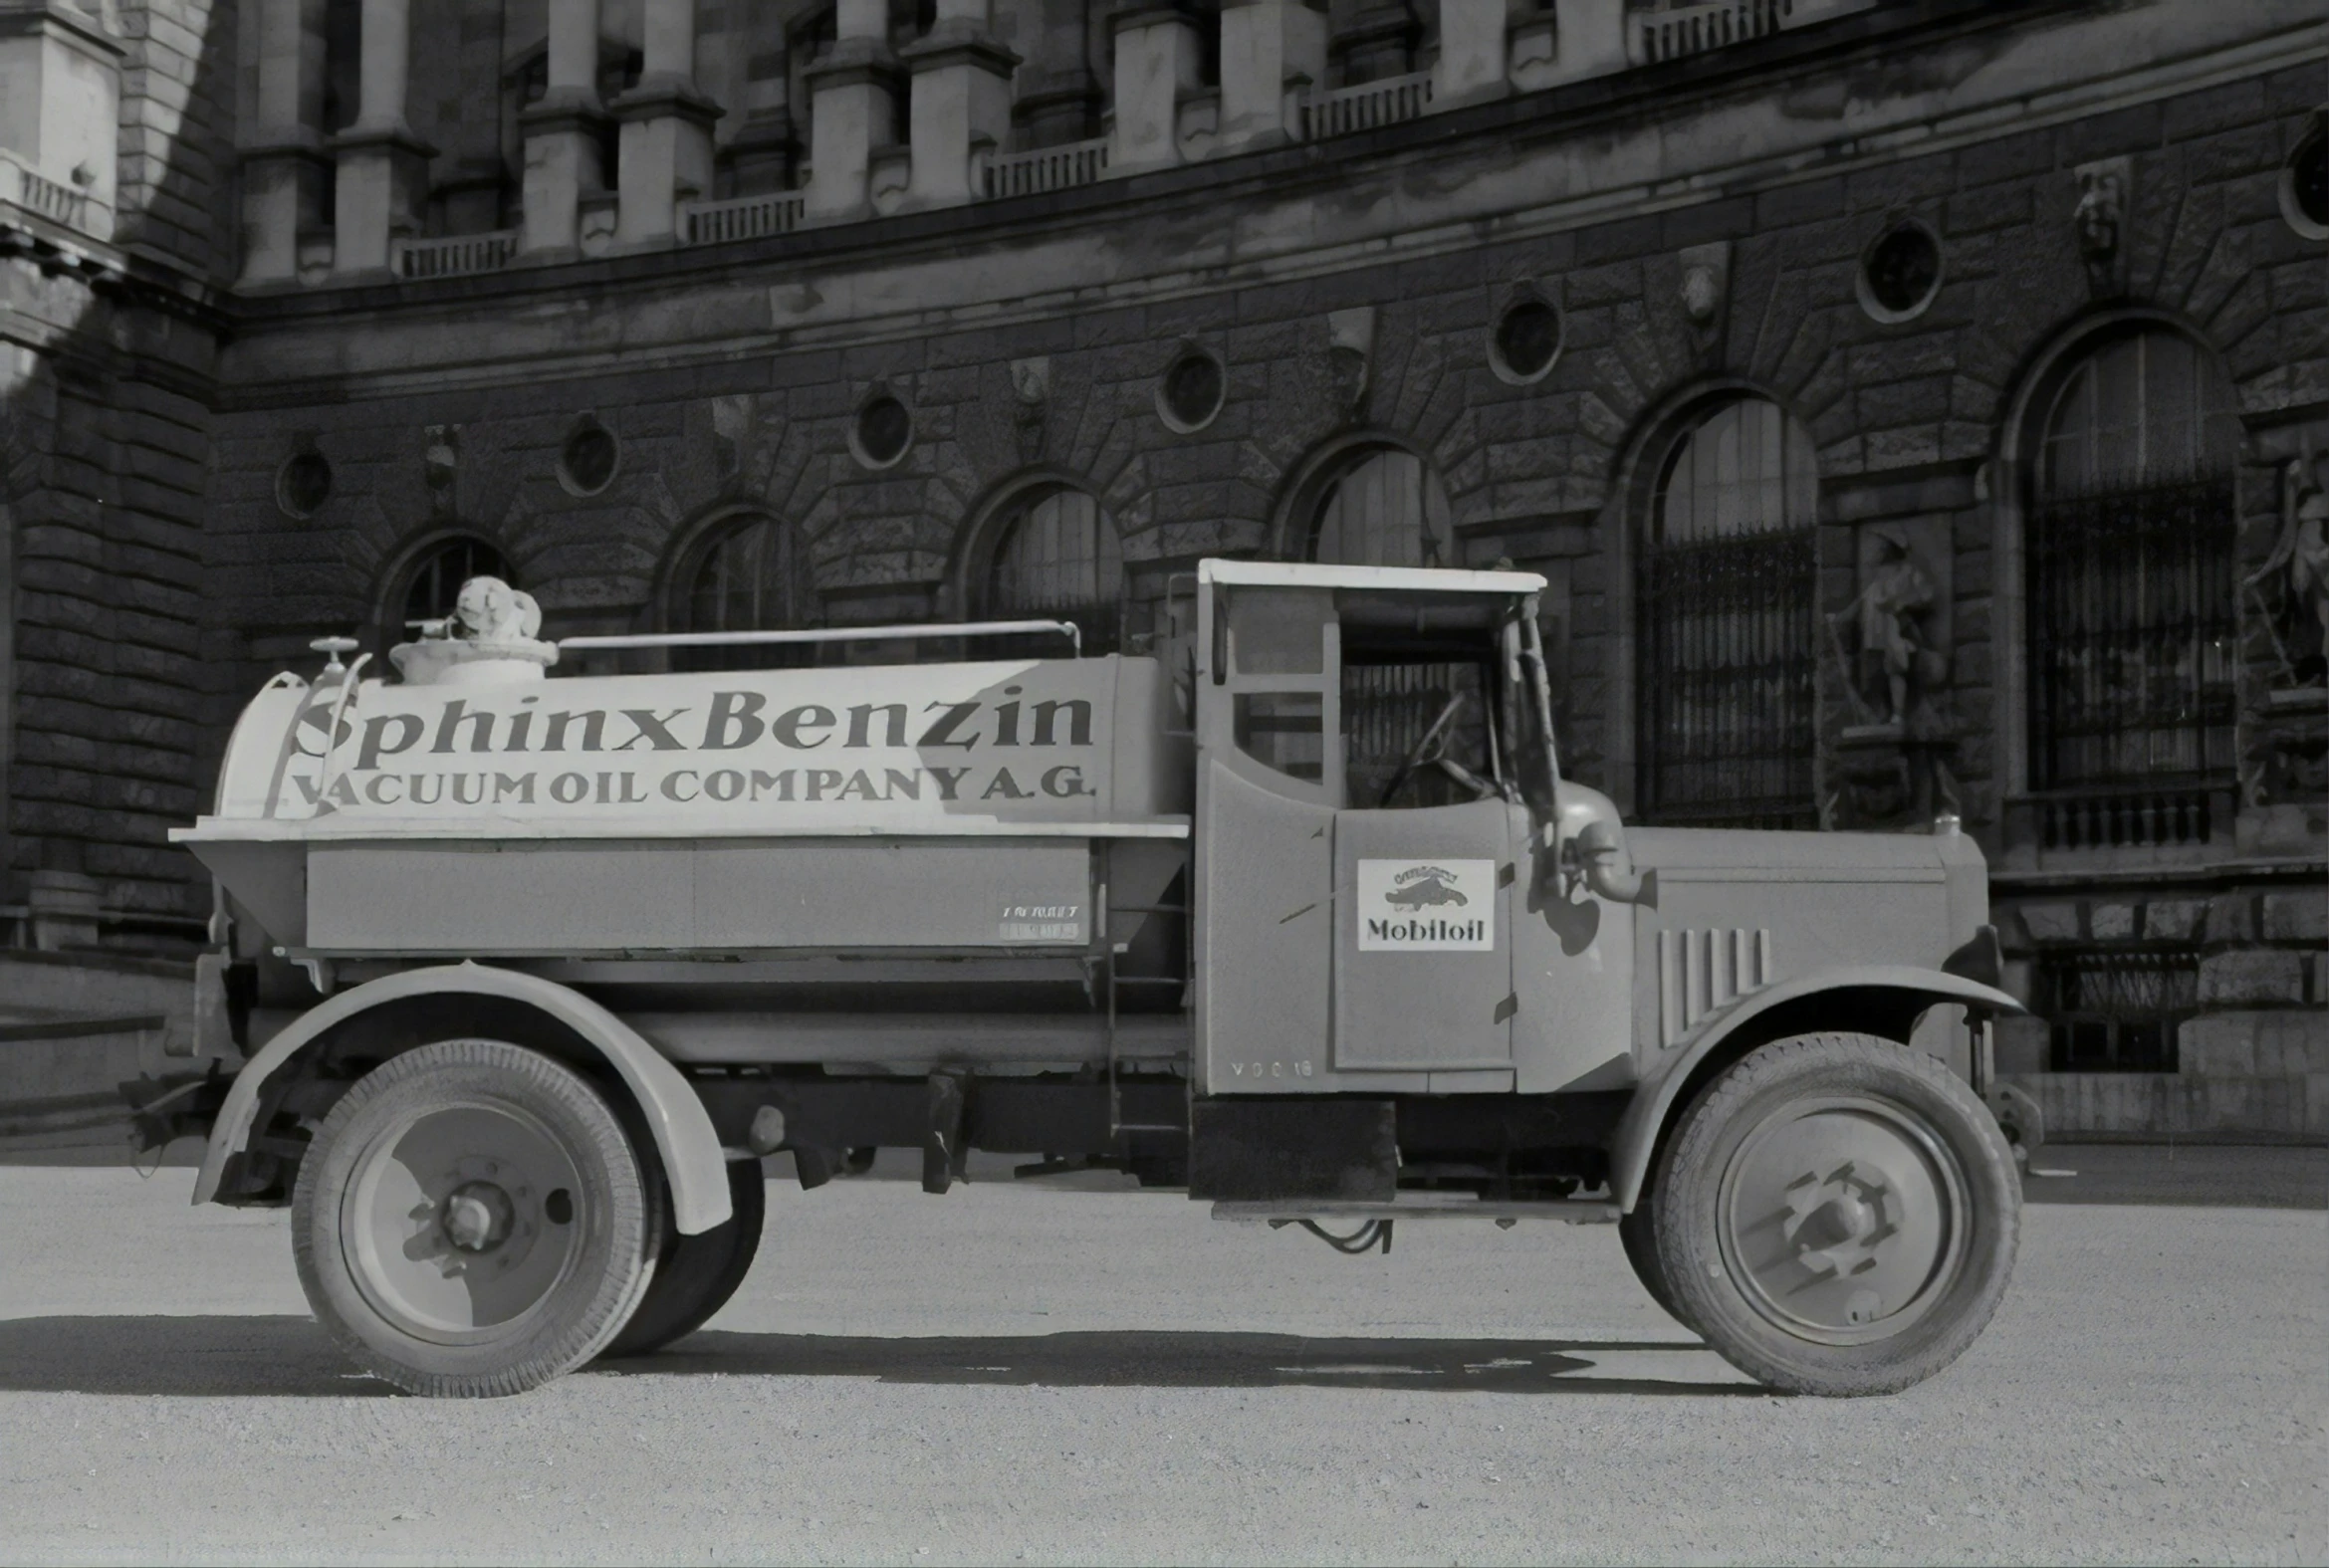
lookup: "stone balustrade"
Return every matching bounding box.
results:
[391,229,521,279]
[0,152,100,237]
[1627,0,1790,65]
[981,137,1110,200]
[223,0,1876,287]
[1298,71,1434,140]
[681,191,809,244]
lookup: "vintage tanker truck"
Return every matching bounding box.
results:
[166,560,2025,1398]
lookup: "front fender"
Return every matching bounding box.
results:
[1607,965,2023,1214]
[192,963,732,1234]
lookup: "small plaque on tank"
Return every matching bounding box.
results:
[998,901,1085,943]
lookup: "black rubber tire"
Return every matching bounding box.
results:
[1650,1031,2019,1397]
[292,1039,658,1398]
[1617,1204,1694,1331]
[602,1158,768,1357]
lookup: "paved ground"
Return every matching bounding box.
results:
[0,1150,2322,1566]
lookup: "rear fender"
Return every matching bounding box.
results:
[192,962,732,1233]
[1608,966,2023,1214]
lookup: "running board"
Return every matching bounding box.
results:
[1211,1195,1620,1227]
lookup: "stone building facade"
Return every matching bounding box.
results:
[2,0,2324,1134]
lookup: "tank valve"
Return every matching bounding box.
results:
[310,636,360,678]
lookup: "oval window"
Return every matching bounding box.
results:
[1858,222,1944,323]
[1491,298,1561,384]
[853,394,913,468]
[1157,349,1225,433]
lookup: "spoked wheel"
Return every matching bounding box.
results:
[603,1158,768,1357]
[1651,1032,2018,1397]
[293,1039,658,1397]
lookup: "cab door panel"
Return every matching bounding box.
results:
[1331,797,1514,1072]
[1195,755,1335,1092]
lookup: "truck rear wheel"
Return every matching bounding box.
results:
[602,1158,767,1357]
[1650,1031,2018,1397]
[292,1039,657,1397]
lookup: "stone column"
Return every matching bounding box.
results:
[803,0,900,221]
[1217,0,1325,152]
[900,0,1019,208]
[1547,0,1625,83]
[1431,0,1506,107]
[1329,0,1416,85]
[236,0,324,282]
[1012,0,1101,147]
[520,0,609,255]
[725,66,799,194]
[611,0,723,245]
[1109,6,1199,175]
[330,0,435,277]
[715,0,797,193]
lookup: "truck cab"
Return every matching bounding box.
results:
[162,561,2027,1400]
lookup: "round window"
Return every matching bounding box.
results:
[1157,349,1225,433]
[276,449,333,519]
[853,394,913,468]
[2281,115,2328,240]
[1491,297,1562,384]
[1858,222,1944,323]
[559,420,619,495]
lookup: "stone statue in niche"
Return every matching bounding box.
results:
[710,395,751,489]
[423,424,459,517]
[2073,158,2129,298]
[1326,307,1375,416]
[1010,356,1049,462]
[1831,524,1946,732]
[1827,523,1958,831]
[2244,454,2329,689]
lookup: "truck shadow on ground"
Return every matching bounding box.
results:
[0,1316,1760,1399]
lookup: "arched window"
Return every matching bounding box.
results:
[389,536,511,648]
[676,515,817,670]
[985,486,1122,654]
[1306,447,1452,567]
[1638,397,1819,828]
[2026,330,2238,826]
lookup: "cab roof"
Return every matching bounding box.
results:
[1198,559,1548,594]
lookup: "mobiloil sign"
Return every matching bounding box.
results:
[1355,860,1495,950]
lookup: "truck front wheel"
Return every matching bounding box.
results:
[292,1039,658,1397]
[1650,1031,2018,1397]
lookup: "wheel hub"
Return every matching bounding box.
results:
[1717,1097,1970,1346]
[344,1103,585,1343]
[442,1181,516,1252]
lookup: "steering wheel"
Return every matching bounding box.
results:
[1376,693,1500,807]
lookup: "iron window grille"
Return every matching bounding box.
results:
[2036,946,2200,1073]
[2025,474,2238,805]
[1638,399,1820,829]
